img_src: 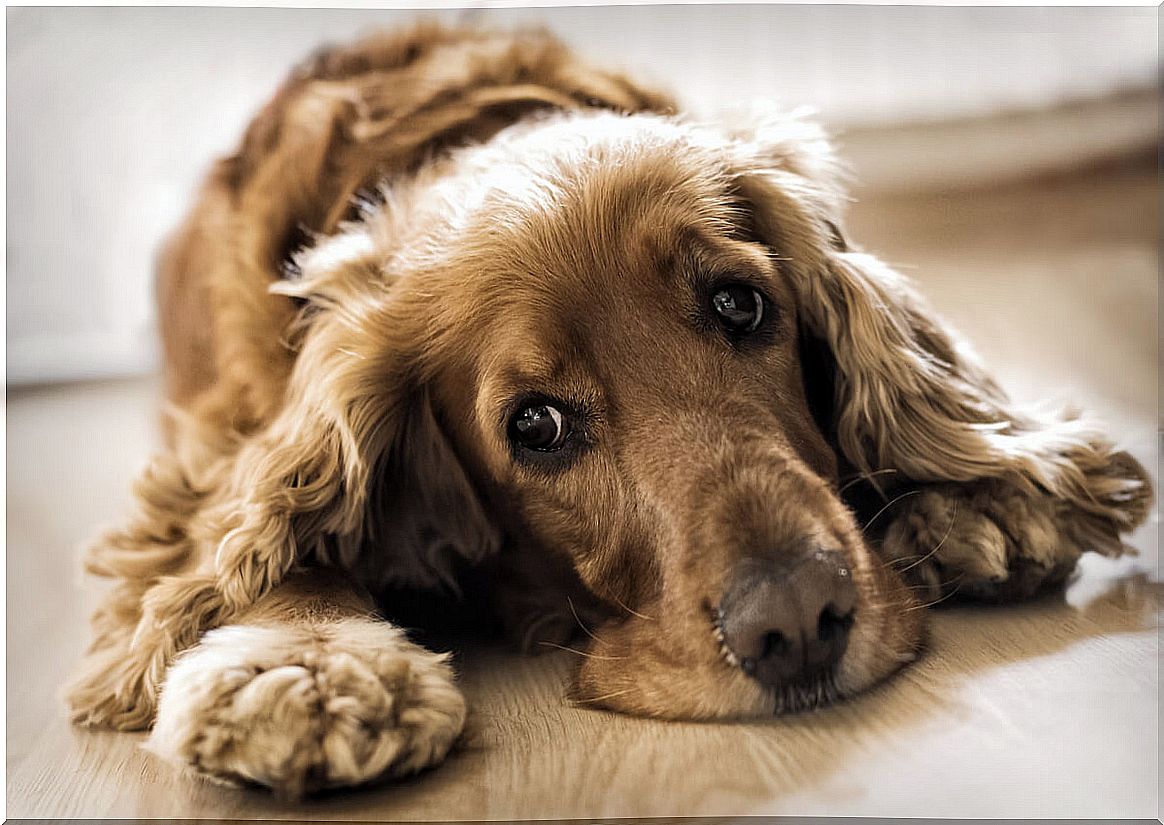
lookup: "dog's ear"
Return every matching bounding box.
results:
[208,243,500,611]
[796,325,840,452]
[728,112,1152,540]
[362,394,501,593]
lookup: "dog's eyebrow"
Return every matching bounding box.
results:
[495,365,562,395]
[636,220,725,280]
[645,224,778,290]
[485,356,573,407]
[482,351,605,421]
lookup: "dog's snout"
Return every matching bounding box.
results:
[718,551,856,687]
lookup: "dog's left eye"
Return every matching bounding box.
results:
[508,403,569,451]
[711,284,765,335]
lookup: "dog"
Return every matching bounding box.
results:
[67,23,1152,796]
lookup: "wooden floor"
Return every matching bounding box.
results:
[7,160,1158,820]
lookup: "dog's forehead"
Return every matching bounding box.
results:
[454,119,743,299]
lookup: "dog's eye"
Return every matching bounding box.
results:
[711,284,765,335]
[509,404,569,451]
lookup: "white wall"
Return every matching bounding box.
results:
[6,5,1157,384]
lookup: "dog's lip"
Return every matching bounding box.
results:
[711,604,741,668]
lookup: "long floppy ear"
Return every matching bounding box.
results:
[728,112,1152,551]
[360,393,502,593]
[208,242,500,612]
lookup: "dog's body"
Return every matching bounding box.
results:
[69,24,1151,795]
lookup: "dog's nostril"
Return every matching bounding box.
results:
[760,630,788,659]
[741,631,793,677]
[816,606,854,643]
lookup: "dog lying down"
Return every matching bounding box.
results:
[68,23,1151,795]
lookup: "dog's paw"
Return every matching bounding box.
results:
[879,478,1137,604]
[147,619,466,796]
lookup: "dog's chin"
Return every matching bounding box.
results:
[568,632,775,721]
[571,639,913,721]
[569,562,924,721]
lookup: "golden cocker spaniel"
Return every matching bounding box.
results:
[68,23,1151,795]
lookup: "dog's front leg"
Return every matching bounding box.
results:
[876,449,1152,603]
[146,569,465,796]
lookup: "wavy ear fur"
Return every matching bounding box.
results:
[729,112,1152,548]
[71,228,501,728]
[210,249,501,611]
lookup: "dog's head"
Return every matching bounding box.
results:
[209,106,1135,719]
[401,112,937,717]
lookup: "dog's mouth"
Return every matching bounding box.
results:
[709,601,846,715]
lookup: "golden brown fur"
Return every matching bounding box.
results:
[69,23,1152,795]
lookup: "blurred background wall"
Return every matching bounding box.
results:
[6,5,1158,385]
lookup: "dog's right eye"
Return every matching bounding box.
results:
[711,283,766,336]
[508,403,569,451]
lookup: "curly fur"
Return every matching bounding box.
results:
[68,22,1151,795]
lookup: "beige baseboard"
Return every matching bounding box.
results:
[833,88,1158,195]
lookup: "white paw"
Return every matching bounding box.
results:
[147,619,466,796]
[879,480,1118,603]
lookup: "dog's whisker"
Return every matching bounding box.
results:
[884,551,936,567]
[566,596,606,647]
[880,554,915,570]
[575,687,637,705]
[609,593,655,621]
[861,489,923,534]
[838,468,899,495]
[896,500,958,574]
[536,641,627,660]
[902,579,944,591]
[903,577,965,611]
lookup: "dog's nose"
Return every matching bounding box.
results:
[718,551,856,687]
